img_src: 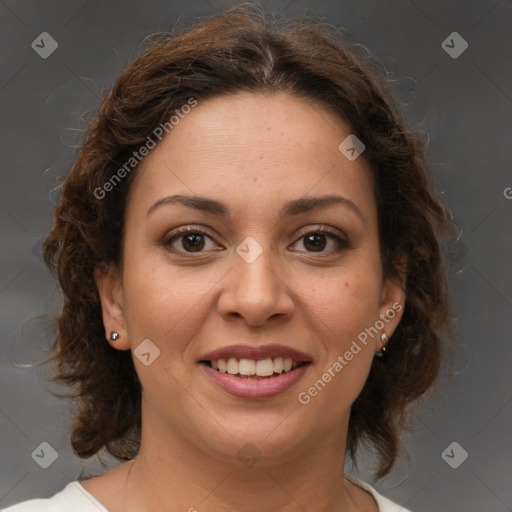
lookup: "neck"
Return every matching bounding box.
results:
[120,408,365,512]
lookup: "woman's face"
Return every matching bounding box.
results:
[97,91,405,463]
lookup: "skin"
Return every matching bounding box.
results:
[87,91,405,512]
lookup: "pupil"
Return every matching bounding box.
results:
[183,234,204,251]
[305,234,325,252]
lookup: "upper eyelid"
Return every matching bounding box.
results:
[295,224,347,239]
[165,224,347,240]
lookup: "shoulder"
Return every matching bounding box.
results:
[346,474,414,512]
[1,481,109,512]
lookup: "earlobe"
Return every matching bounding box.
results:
[94,265,130,351]
[377,277,406,354]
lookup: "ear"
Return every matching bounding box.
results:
[94,263,130,351]
[377,276,406,354]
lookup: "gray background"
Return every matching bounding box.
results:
[1,1,511,511]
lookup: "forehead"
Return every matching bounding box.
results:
[128,91,375,219]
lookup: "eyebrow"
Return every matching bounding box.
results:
[146,194,365,223]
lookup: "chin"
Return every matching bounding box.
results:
[195,414,313,464]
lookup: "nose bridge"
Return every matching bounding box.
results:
[235,234,281,298]
[217,234,294,325]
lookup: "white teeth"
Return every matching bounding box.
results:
[255,358,274,377]
[273,357,284,374]
[227,357,239,375]
[209,356,304,377]
[238,359,256,376]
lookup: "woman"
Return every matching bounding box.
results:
[4,5,451,511]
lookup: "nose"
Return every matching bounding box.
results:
[216,240,295,327]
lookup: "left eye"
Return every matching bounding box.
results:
[163,226,349,255]
[291,229,349,254]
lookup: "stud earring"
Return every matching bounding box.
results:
[375,332,388,357]
[110,331,120,342]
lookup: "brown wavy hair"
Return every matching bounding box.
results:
[41,4,451,478]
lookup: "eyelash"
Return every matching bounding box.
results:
[162,224,350,256]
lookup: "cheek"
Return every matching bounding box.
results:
[121,250,179,339]
[340,275,381,333]
[305,267,382,340]
[121,249,216,345]
[297,273,380,421]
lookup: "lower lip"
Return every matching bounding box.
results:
[200,363,310,399]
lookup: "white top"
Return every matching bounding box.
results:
[2,475,412,511]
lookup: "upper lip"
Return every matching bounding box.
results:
[200,344,313,363]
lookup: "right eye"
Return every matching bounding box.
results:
[162,226,221,254]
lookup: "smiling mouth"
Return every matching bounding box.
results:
[200,357,310,379]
